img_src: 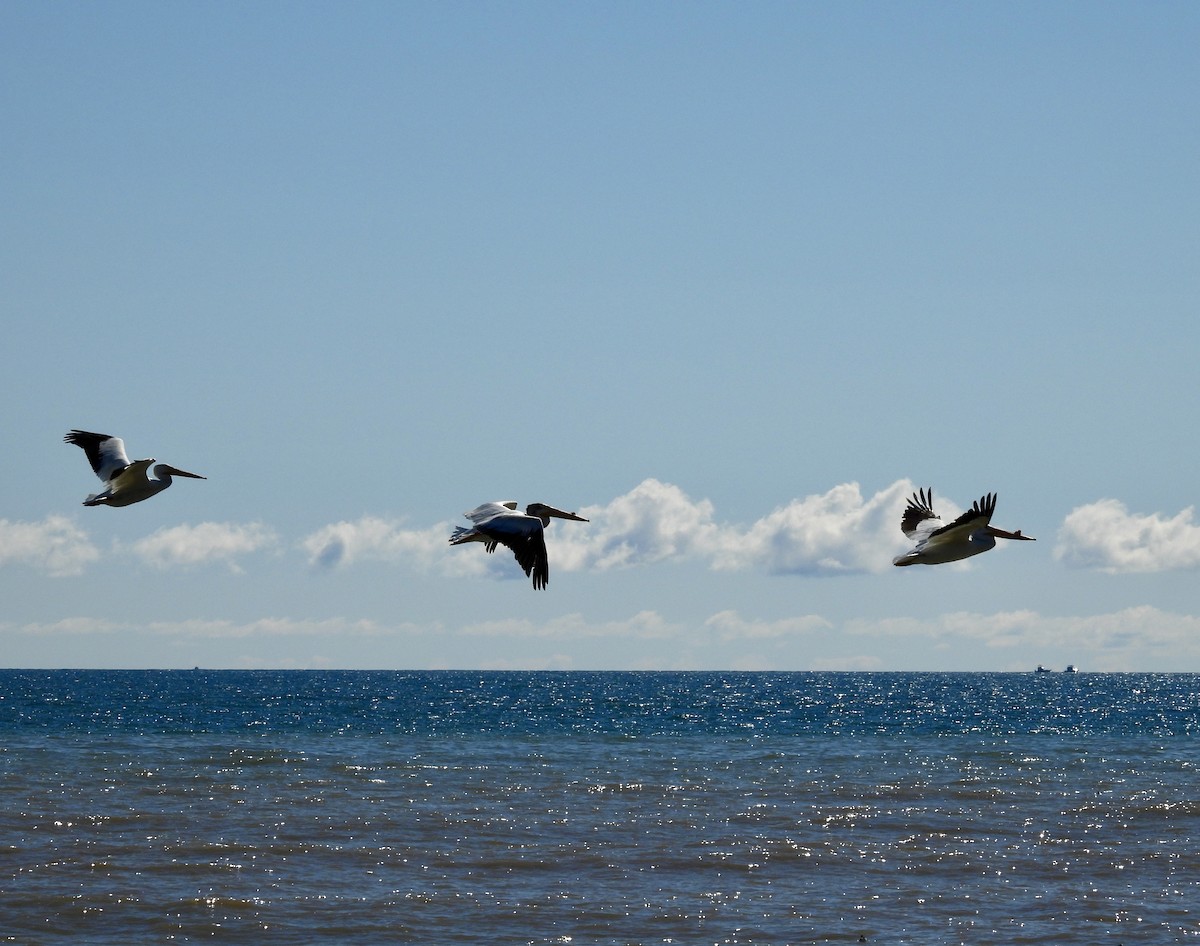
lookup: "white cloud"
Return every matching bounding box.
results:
[296,479,923,582]
[554,478,914,576]
[145,617,398,638]
[11,617,121,636]
[8,606,1200,670]
[845,605,1200,658]
[704,609,832,639]
[54,484,1193,584]
[559,479,723,570]
[300,516,457,571]
[0,516,100,576]
[1055,499,1200,573]
[130,521,279,570]
[708,481,912,575]
[846,610,1044,648]
[461,610,681,640]
[7,616,416,639]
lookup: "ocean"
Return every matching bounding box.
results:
[1,670,1197,944]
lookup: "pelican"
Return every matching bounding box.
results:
[65,429,206,507]
[450,501,588,590]
[893,488,1034,566]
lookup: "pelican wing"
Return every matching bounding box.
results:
[108,458,155,493]
[477,515,549,590]
[900,488,940,541]
[449,527,498,551]
[895,490,1016,566]
[65,430,131,484]
[906,493,997,560]
[464,501,519,525]
[450,502,520,552]
[928,492,996,541]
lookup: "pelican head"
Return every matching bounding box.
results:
[526,503,589,526]
[154,464,207,481]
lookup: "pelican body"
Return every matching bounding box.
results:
[450,501,588,590]
[65,430,206,507]
[893,488,1034,566]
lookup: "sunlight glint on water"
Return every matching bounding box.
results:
[1,670,1197,944]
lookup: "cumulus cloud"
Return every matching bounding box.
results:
[553,478,913,577]
[561,479,724,570]
[299,514,578,582]
[708,481,912,575]
[298,479,921,582]
[300,517,458,571]
[1055,499,1200,573]
[130,521,279,570]
[0,516,100,576]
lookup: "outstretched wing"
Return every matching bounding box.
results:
[928,492,996,540]
[479,519,549,590]
[463,501,519,525]
[900,487,940,540]
[64,430,130,484]
[449,527,501,554]
[450,502,521,552]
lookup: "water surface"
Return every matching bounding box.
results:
[2,671,1196,943]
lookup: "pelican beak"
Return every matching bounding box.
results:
[539,504,588,522]
[164,466,206,479]
[528,503,589,523]
[988,526,1034,541]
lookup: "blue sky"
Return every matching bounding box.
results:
[3,2,1199,670]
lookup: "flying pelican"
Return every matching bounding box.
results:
[65,429,206,507]
[450,501,588,590]
[893,488,1034,566]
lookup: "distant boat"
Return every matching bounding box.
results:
[1036,665,1052,673]
[1064,665,1078,673]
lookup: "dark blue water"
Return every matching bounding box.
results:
[2,671,1198,943]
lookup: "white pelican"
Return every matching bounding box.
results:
[65,429,206,507]
[893,488,1034,566]
[450,501,588,590]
